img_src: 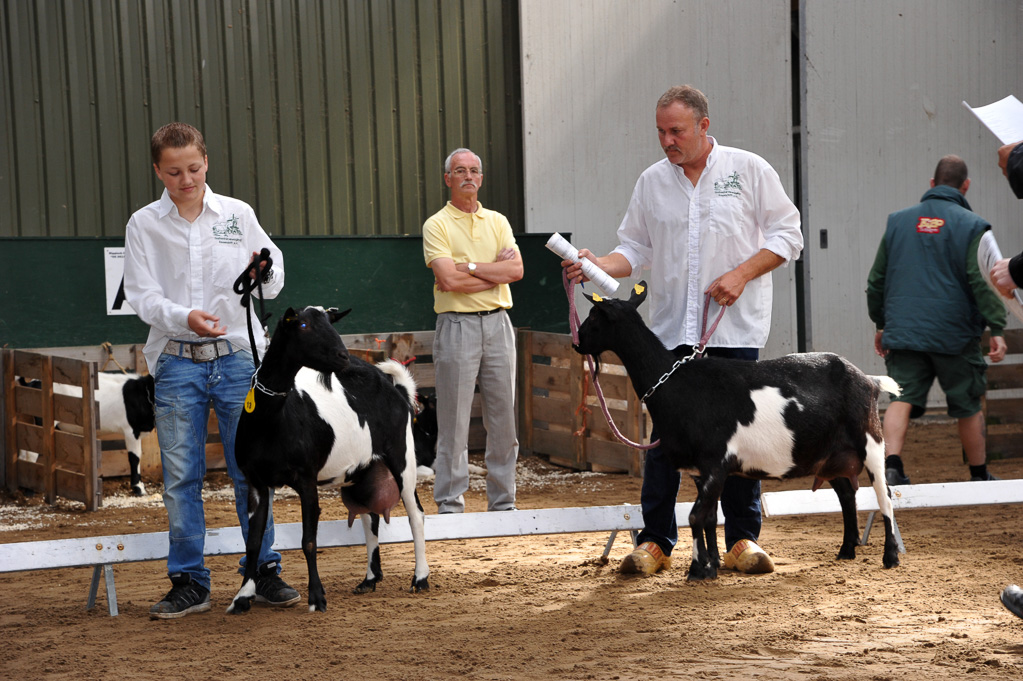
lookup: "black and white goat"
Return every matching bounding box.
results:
[17,373,155,496]
[573,283,902,580]
[228,306,429,614]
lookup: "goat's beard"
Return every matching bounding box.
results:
[588,353,602,380]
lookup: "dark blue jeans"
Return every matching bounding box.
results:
[635,346,761,556]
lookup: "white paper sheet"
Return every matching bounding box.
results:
[963,95,1023,145]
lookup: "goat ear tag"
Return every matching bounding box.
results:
[634,284,645,295]
[244,388,256,413]
[591,293,603,303]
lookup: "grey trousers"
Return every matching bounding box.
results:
[432,309,519,512]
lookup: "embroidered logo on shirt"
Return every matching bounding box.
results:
[916,217,944,234]
[212,214,243,244]
[714,172,742,197]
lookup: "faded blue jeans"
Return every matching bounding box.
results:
[636,346,763,556]
[153,348,280,591]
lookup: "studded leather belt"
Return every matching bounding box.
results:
[163,339,235,363]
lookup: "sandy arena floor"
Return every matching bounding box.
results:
[2,417,1023,680]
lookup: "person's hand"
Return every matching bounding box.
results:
[249,250,270,280]
[991,258,1017,298]
[562,248,594,285]
[998,142,1021,178]
[705,270,747,307]
[989,335,1008,363]
[188,309,227,338]
[495,247,517,262]
[874,330,888,358]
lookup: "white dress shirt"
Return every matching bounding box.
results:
[612,138,802,349]
[123,186,285,371]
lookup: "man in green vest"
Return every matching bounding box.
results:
[866,155,1007,486]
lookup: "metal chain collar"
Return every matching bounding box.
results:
[640,344,704,403]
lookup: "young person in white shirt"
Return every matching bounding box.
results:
[563,85,803,577]
[124,122,299,618]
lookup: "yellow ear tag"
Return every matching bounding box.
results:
[592,294,603,302]
[634,284,645,295]
[244,388,256,413]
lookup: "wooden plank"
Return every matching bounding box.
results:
[55,430,84,468]
[16,460,45,491]
[986,431,1023,460]
[529,331,576,360]
[532,363,572,391]
[2,349,12,489]
[518,330,534,452]
[530,396,576,426]
[40,355,55,505]
[985,399,1023,424]
[14,383,42,418]
[16,422,42,454]
[55,469,86,504]
[53,393,84,427]
[584,437,637,473]
[986,363,1023,391]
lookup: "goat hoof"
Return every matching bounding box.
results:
[130,486,145,497]
[686,561,717,581]
[410,576,430,593]
[836,546,856,561]
[227,597,252,614]
[883,554,900,569]
[353,579,378,594]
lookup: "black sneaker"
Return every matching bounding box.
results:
[971,472,1001,481]
[885,468,910,486]
[254,562,301,607]
[150,573,211,620]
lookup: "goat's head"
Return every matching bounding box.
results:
[277,306,352,374]
[573,282,649,365]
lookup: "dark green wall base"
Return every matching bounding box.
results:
[0,234,570,349]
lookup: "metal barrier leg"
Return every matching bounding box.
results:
[860,511,906,554]
[861,511,876,546]
[601,531,619,560]
[87,564,119,616]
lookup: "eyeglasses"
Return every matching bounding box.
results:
[449,167,482,177]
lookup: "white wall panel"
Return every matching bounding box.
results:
[520,1,799,358]
[802,0,1023,388]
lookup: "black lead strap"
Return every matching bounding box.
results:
[232,247,273,370]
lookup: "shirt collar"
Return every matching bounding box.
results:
[442,200,486,218]
[157,184,221,219]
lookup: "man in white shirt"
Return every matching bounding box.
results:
[124,122,299,618]
[564,85,803,577]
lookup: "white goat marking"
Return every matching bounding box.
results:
[227,579,256,613]
[293,367,376,484]
[725,387,803,478]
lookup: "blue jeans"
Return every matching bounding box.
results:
[153,348,280,590]
[636,346,762,556]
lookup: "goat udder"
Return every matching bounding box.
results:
[341,463,400,526]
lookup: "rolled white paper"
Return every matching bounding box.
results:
[546,232,620,296]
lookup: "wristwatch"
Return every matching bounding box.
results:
[467,262,477,276]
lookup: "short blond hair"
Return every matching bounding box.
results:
[656,85,709,122]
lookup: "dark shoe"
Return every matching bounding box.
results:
[1001,584,1023,619]
[885,468,910,486]
[150,573,211,620]
[971,472,1001,481]
[254,562,301,607]
[619,541,671,575]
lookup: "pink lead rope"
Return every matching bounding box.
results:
[564,270,725,451]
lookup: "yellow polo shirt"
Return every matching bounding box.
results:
[423,201,519,314]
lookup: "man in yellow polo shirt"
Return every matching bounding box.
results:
[422,148,524,513]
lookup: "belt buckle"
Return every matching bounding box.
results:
[190,343,219,363]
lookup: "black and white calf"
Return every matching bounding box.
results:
[228,306,429,614]
[18,373,155,496]
[573,283,902,580]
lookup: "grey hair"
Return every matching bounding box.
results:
[444,148,483,174]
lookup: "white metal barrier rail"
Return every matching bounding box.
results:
[1,480,1020,616]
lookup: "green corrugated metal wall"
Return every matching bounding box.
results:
[0,0,523,237]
